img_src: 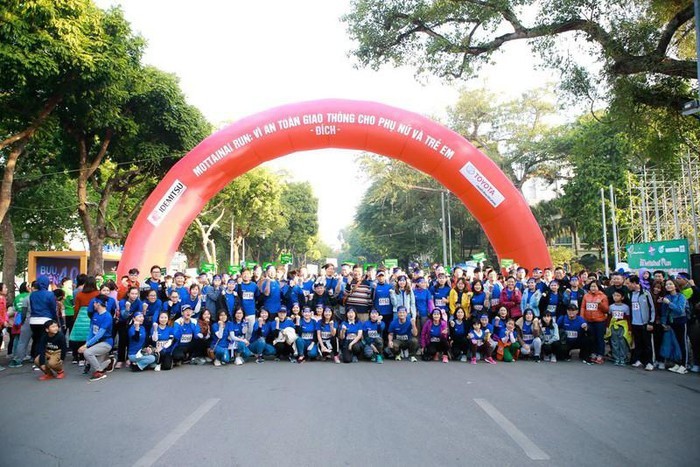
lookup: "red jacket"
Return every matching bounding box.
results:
[500,287,522,319]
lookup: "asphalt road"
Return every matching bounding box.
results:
[1,354,699,467]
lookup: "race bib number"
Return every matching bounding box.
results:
[242,291,254,300]
[156,341,165,351]
[586,302,598,311]
[302,332,314,340]
[321,331,331,340]
[396,334,409,341]
[547,305,556,313]
[180,334,192,343]
[430,336,441,343]
[632,302,640,311]
[490,298,500,306]
[523,334,533,342]
[367,330,380,339]
[346,333,357,341]
[92,325,100,334]
[566,330,578,339]
[612,311,624,320]
[473,304,483,311]
[435,299,445,307]
[378,297,390,306]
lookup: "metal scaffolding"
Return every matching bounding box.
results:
[626,151,700,254]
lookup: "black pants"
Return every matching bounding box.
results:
[115,321,129,363]
[631,325,654,365]
[542,341,561,359]
[341,340,363,363]
[70,340,85,362]
[158,352,173,370]
[65,315,76,333]
[671,322,689,367]
[423,338,449,360]
[451,335,469,358]
[320,338,339,357]
[172,342,196,363]
[558,336,591,361]
[653,323,665,363]
[380,315,392,341]
[30,324,44,359]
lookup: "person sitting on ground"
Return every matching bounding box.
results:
[421,308,450,363]
[516,308,542,362]
[249,308,276,363]
[339,307,363,363]
[295,306,319,363]
[172,305,203,366]
[34,320,67,380]
[79,294,116,382]
[469,317,496,364]
[362,309,385,363]
[557,303,591,363]
[230,308,252,365]
[152,311,175,371]
[211,310,234,367]
[128,312,156,371]
[387,306,419,362]
[317,307,340,363]
[449,307,469,362]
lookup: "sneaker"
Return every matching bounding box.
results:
[550,355,557,363]
[376,355,383,364]
[89,371,106,382]
[594,356,604,365]
[690,365,700,373]
[470,357,477,365]
[72,360,78,365]
[668,364,681,373]
[22,356,32,362]
[582,359,593,365]
[460,355,467,363]
[214,359,221,367]
[255,357,264,364]
[675,365,688,375]
[154,364,161,372]
[38,373,53,381]
[632,360,642,368]
[485,357,497,365]
[395,354,402,362]
[351,356,359,363]
[534,356,541,363]
[32,365,41,371]
[115,361,123,369]
[288,356,296,363]
[78,360,85,367]
[442,355,449,363]
[55,371,65,379]
[433,354,439,361]
[8,360,22,368]
[645,363,654,371]
[333,355,340,364]
[297,355,306,363]
[655,361,665,369]
[105,357,116,373]
[409,356,418,363]
[205,357,213,363]
[234,356,243,366]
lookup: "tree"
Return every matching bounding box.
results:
[0,0,112,227]
[344,0,697,111]
[266,181,319,264]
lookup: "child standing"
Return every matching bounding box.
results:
[608,290,632,365]
[35,320,67,380]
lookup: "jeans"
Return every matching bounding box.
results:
[609,326,628,363]
[129,353,156,370]
[363,337,384,359]
[83,342,112,372]
[214,347,231,363]
[234,342,252,359]
[295,338,319,359]
[12,317,32,362]
[588,321,606,356]
[249,339,276,356]
[245,315,255,341]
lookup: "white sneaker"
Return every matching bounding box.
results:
[690,365,700,373]
[676,365,688,374]
[550,355,557,363]
[460,355,467,363]
[78,360,85,367]
[632,361,642,368]
[154,364,161,372]
[409,356,418,362]
[644,363,654,371]
[214,359,221,367]
[669,364,680,373]
[234,356,243,366]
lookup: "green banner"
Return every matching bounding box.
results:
[262,262,274,270]
[472,252,486,262]
[200,263,215,273]
[159,267,167,275]
[365,263,378,270]
[280,253,293,264]
[228,265,241,275]
[626,239,690,273]
[500,258,514,268]
[384,258,398,269]
[103,272,117,283]
[245,261,257,269]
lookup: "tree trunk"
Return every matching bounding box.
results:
[1,216,17,303]
[0,142,26,228]
[87,230,105,276]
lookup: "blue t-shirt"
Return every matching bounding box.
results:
[452,320,467,337]
[230,320,248,339]
[298,319,318,342]
[251,320,272,342]
[143,299,163,322]
[389,319,413,340]
[521,320,535,344]
[262,280,282,314]
[318,321,335,341]
[414,288,433,318]
[87,311,113,347]
[211,321,234,349]
[557,315,587,340]
[374,283,393,315]
[277,317,295,330]
[174,320,200,346]
[237,282,259,316]
[118,298,143,322]
[428,323,443,342]
[468,328,486,345]
[471,292,487,315]
[341,321,362,341]
[222,291,237,316]
[431,285,451,311]
[152,325,174,354]
[363,319,385,340]
[127,325,146,356]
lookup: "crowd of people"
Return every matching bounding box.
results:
[1,262,698,381]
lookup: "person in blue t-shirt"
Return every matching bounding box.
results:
[222,279,238,317]
[116,286,142,368]
[449,307,469,361]
[128,312,156,371]
[141,289,163,336]
[172,305,203,365]
[387,306,419,362]
[163,289,183,321]
[211,310,234,366]
[249,308,276,363]
[421,308,449,362]
[362,309,385,363]
[271,307,298,360]
[79,294,116,382]
[339,308,363,363]
[413,277,434,333]
[556,303,591,362]
[430,273,451,314]
[317,307,340,363]
[151,311,175,371]
[230,308,253,364]
[373,270,393,337]
[237,269,260,338]
[180,284,204,318]
[295,307,319,362]
[260,265,282,317]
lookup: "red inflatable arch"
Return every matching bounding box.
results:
[118,99,551,276]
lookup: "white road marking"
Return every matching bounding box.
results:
[133,398,220,467]
[474,398,550,461]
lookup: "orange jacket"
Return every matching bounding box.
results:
[581,291,609,323]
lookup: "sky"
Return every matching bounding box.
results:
[98,0,554,248]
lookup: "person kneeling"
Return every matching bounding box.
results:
[496,319,521,362]
[362,309,385,363]
[128,312,156,371]
[421,308,449,363]
[79,295,116,381]
[35,320,67,380]
[295,307,319,363]
[516,308,542,362]
[387,306,419,362]
[340,308,363,363]
[469,318,496,364]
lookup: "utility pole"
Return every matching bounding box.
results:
[229,213,235,266]
[601,188,610,276]
[609,185,620,267]
[441,191,448,267]
[446,192,453,266]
